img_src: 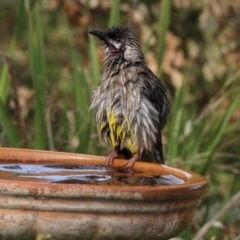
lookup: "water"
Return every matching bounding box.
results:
[0,164,185,186]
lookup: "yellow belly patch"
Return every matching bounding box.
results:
[97,110,135,153]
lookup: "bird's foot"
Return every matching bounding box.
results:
[105,151,125,165]
[124,152,140,169]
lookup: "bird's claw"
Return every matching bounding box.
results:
[124,153,140,170]
[104,150,118,165]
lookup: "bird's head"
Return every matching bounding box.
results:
[89,26,144,63]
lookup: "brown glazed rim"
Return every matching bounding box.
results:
[0,147,208,200]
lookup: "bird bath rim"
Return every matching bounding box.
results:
[0,147,208,200]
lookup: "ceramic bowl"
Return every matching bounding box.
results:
[0,148,208,240]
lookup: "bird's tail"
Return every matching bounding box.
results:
[141,146,165,164]
[119,145,165,164]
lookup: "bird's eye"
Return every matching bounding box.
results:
[116,38,121,42]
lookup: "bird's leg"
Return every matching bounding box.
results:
[105,147,126,165]
[105,150,119,165]
[125,152,141,169]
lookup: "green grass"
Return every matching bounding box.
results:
[27,2,47,149]
[157,0,172,77]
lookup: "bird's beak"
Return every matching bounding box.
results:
[89,30,109,45]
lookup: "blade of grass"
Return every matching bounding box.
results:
[179,228,193,239]
[108,0,120,27]
[0,41,14,104]
[26,1,47,149]
[0,0,37,104]
[167,78,187,162]
[71,50,93,153]
[157,0,172,77]
[89,34,100,87]
[0,100,20,146]
[61,96,70,151]
[201,93,240,175]
[0,48,21,146]
[71,50,90,113]
[15,0,37,38]
[181,117,207,161]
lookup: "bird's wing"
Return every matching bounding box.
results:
[138,65,170,129]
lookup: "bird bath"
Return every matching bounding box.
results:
[0,148,208,240]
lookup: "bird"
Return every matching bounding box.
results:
[89,26,170,168]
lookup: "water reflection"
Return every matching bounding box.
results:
[0,164,185,186]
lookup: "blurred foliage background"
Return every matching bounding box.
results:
[0,0,240,239]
